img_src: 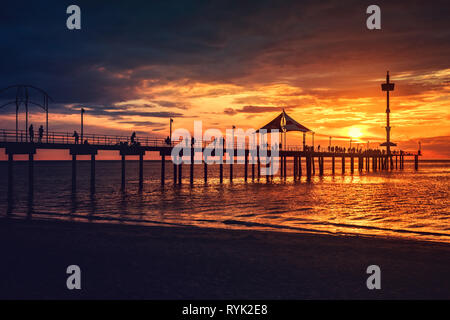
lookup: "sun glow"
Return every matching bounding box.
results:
[348,127,363,139]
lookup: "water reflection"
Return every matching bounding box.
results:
[0,161,449,243]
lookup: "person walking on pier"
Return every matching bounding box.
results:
[131,132,136,145]
[38,125,44,143]
[73,130,79,144]
[29,124,34,143]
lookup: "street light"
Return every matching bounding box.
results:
[81,107,85,143]
[170,118,173,146]
[232,125,236,148]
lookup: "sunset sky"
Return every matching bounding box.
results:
[0,0,449,159]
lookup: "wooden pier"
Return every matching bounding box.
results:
[1,129,419,199]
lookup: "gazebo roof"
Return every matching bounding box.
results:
[257,109,311,133]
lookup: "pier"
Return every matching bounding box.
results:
[0,72,421,198]
[1,128,418,198]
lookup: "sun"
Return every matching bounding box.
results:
[348,127,363,139]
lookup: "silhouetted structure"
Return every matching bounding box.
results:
[0,75,420,198]
[380,71,397,157]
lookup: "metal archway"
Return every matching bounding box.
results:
[0,85,53,142]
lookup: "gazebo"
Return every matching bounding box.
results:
[257,109,312,150]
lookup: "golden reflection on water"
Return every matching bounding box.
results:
[0,161,449,243]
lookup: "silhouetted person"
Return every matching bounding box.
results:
[29,124,34,142]
[84,139,89,145]
[73,131,79,144]
[38,125,44,143]
[165,136,171,145]
[131,132,136,145]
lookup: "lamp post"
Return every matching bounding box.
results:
[81,108,85,143]
[312,132,315,151]
[170,118,173,146]
[329,136,331,149]
[232,125,236,148]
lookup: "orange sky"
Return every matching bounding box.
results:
[0,1,449,160]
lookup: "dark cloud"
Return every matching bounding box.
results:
[0,0,449,116]
[119,120,165,127]
[225,105,294,115]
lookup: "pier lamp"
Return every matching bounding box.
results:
[81,107,85,143]
[232,125,236,148]
[170,118,173,146]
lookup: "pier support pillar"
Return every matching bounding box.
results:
[190,147,194,185]
[139,154,144,190]
[298,156,302,178]
[173,163,177,184]
[252,159,255,181]
[121,155,126,190]
[244,152,248,182]
[306,154,312,181]
[415,155,419,170]
[319,157,324,176]
[293,156,297,180]
[257,153,261,180]
[230,152,233,183]
[178,162,182,184]
[72,155,77,192]
[8,154,13,200]
[350,156,354,174]
[28,153,34,196]
[332,156,335,175]
[312,155,315,175]
[280,155,284,178]
[341,156,345,174]
[204,156,208,183]
[284,156,287,178]
[395,156,398,169]
[161,154,165,186]
[90,154,96,193]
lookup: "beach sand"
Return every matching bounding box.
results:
[0,218,449,299]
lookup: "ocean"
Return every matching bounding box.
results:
[1,159,449,243]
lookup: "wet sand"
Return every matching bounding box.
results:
[0,217,449,299]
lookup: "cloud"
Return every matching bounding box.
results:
[0,0,449,157]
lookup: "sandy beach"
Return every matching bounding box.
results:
[0,217,449,299]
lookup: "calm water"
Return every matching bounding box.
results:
[0,160,449,243]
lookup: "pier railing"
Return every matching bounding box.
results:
[0,129,168,147]
[0,129,417,156]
